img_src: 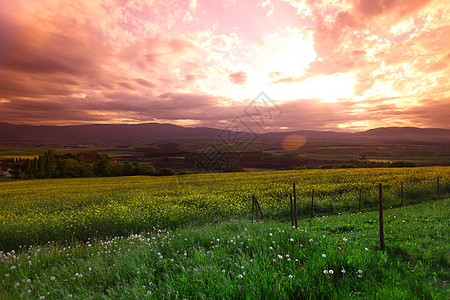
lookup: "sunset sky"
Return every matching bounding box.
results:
[0,0,449,132]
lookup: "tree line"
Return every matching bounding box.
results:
[11,150,174,179]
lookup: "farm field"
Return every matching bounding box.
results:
[1,199,448,299]
[0,167,449,251]
[0,147,136,161]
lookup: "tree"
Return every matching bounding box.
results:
[389,161,417,168]
[139,164,156,175]
[157,168,175,176]
[79,162,93,177]
[122,162,135,176]
[58,159,81,178]
[93,154,115,176]
[339,163,357,168]
[43,150,57,178]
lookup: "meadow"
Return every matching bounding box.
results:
[1,199,448,299]
[0,167,449,251]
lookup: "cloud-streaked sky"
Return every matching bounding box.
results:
[0,0,449,131]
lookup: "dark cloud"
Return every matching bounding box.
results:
[401,98,450,128]
[0,0,447,132]
[134,78,156,88]
[355,0,431,20]
[1,90,449,130]
[228,71,248,85]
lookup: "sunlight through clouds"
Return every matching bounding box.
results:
[0,0,448,130]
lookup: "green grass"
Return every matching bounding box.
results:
[1,199,448,299]
[1,167,449,251]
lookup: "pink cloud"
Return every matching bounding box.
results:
[0,0,448,131]
[228,71,248,85]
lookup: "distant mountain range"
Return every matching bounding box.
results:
[0,122,449,144]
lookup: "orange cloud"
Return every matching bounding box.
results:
[0,0,448,131]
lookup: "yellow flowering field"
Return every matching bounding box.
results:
[0,167,448,250]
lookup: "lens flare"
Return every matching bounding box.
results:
[282,134,306,151]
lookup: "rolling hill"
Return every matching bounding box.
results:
[0,122,449,144]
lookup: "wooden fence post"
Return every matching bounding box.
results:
[311,189,314,218]
[290,194,294,227]
[252,194,255,222]
[252,194,264,220]
[379,183,384,251]
[401,182,404,206]
[293,183,297,229]
[437,177,440,200]
[255,195,259,220]
[256,196,264,219]
[358,188,362,212]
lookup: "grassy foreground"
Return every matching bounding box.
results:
[1,167,449,250]
[1,199,448,299]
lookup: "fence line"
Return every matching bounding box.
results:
[250,177,446,250]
